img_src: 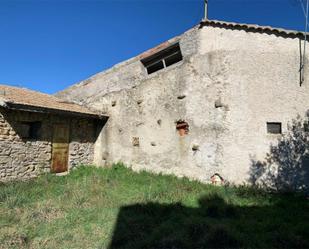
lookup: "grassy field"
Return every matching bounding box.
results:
[0,164,308,249]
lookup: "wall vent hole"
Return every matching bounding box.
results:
[132,137,140,147]
[176,121,189,136]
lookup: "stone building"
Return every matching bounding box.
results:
[2,19,308,190]
[57,20,309,190]
[0,85,106,181]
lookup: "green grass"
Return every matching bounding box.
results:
[0,164,308,249]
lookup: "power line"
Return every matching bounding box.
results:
[300,0,307,16]
[300,0,309,85]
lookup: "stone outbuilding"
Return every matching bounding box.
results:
[0,85,107,181]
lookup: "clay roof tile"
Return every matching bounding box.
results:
[0,84,104,118]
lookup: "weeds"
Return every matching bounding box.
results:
[0,164,308,249]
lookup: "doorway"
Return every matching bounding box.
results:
[51,124,70,173]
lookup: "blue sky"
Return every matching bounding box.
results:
[0,0,306,93]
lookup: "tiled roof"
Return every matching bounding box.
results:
[200,19,307,39]
[138,19,305,62]
[0,84,104,118]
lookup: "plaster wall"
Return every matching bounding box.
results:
[58,25,309,185]
[199,27,309,183]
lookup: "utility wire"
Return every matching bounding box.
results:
[300,0,309,85]
[300,0,307,16]
[300,0,309,28]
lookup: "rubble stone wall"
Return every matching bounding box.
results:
[0,108,97,181]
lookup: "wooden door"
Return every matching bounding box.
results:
[51,124,70,173]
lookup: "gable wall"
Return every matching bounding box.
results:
[199,27,309,183]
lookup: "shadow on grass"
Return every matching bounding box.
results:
[108,194,308,249]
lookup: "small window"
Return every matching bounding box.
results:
[141,43,183,74]
[267,122,282,134]
[18,121,42,139]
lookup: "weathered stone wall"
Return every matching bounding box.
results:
[0,108,97,181]
[57,25,309,187]
[69,118,96,168]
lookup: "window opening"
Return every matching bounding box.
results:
[141,43,183,74]
[18,121,42,139]
[267,122,282,134]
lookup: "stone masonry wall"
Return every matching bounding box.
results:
[69,118,96,168]
[57,25,309,187]
[0,108,97,181]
